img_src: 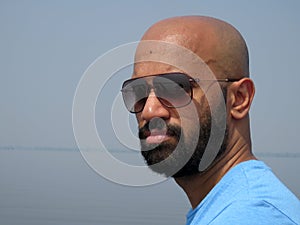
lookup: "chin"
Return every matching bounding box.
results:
[141,141,202,177]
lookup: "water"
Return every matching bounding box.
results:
[0,149,189,225]
[0,148,299,225]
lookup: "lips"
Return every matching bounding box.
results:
[138,120,181,145]
[146,128,168,144]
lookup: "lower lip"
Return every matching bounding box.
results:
[146,135,169,144]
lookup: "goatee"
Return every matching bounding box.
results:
[139,115,228,178]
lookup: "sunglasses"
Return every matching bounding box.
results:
[121,72,240,113]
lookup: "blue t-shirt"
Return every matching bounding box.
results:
[186,160,300,225]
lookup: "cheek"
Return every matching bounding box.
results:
[176,103,202,140]
[180,96,212,139]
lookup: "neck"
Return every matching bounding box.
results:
[174,131,256,209]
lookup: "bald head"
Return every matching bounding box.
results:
[128,16,256,179]
[135,16,249,79]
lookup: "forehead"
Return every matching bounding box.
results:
[132,62,182,79]
[125,72,192,88]
[132,61,217,85]
[131,40,218,81]
[133,41,202,77]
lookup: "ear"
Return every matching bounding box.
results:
[229,78,255,120]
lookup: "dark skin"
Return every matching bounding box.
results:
[133,16,256,208]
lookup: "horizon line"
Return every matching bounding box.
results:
[0,146,299,158]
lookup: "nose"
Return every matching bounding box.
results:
[140,90,170,122]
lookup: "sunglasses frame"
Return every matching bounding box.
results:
[121,72,241,113]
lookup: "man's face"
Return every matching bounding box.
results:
[126,62,228,177]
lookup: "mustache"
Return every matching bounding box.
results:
[138,118,181,140]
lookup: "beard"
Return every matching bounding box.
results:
[139,116,228,178]
[139,87,228,178]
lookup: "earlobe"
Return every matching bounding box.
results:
[230,78,255,120]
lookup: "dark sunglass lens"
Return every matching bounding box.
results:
[121,79,148,113]
[154,74,192,108]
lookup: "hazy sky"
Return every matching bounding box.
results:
[1,0,300,157]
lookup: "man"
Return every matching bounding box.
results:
[121,16,300,224]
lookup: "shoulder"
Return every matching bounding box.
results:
[187,161,300,225]
[209,199,300,225]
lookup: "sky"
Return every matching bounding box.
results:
[1,0,300,157]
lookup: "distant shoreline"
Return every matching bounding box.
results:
[0,146,299,158]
